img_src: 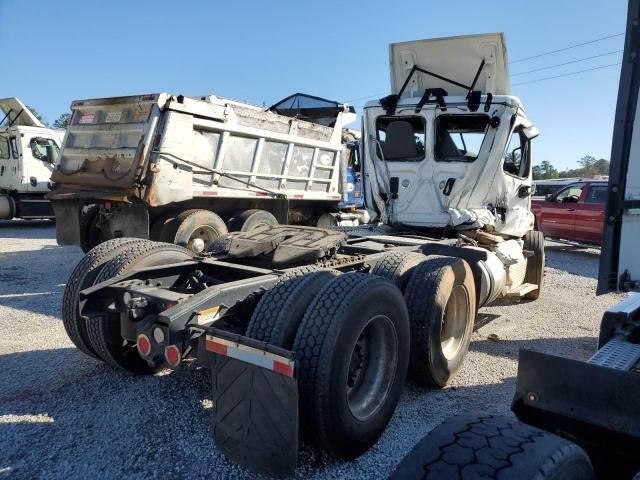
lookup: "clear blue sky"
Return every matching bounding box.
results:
[0,0,627,170]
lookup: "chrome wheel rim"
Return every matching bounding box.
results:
[346,315,398,421]
[441,285,470,360]
[187,226,218,253]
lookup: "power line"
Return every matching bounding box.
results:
[512,50,623,76]
[345,91,389,104]
[510,33,624,64]
[512,62,621,86]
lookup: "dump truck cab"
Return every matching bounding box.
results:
[361,33,537,238]
[0,97,64,220]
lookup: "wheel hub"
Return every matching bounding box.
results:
[346,315,398,421]
[440,284,470,361]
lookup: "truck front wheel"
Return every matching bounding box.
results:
[523,229,545,300]
[160,209,228,253]
[293,273,410,459]
[404,256,476,387]
[227,209,278,232]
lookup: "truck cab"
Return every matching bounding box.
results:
[0,98,64,220]
[361,33,538,240]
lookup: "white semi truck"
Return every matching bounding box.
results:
[61,33,543,477]
[0,98,64,220]
[48,93,364,252]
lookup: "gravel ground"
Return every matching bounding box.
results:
[0,222,627,480]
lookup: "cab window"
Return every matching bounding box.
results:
[376,116,425,161]
[554,183,585,203]
[503,129,531,178]
[435,114,489,162]
[584,184,608,204]
[29,137,59,163]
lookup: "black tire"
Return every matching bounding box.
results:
[404,256,476,387]
[523,229,545,300]
[149,212,175,241]
[370,250,425,291]
[86,242,194,373]
[227,209,278,232]
[62,238,152,359]
[390,413,594,480]
[160,209,228,253]
[79,204,99,253]
[293,273,410,459]
[246,270,339,347]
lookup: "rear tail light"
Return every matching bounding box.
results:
[165,345,181,367]
[137,334,151,357]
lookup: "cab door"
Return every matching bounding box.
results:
[0,135,20,190]
[21,135,58,192]
[575,183,607,244]
[539,183,585,240]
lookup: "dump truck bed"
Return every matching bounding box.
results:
[51,93,352,206]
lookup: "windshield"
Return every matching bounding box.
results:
[435,115,489,162]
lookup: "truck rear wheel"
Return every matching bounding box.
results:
[390,414,594,480]
[293,273,410,459]
[227,209,278,232]
[370,250,426,291]
[523,230,545,300]
[404,256,476,387]
[246,270,339,347]
[161,209,228,253]
[86,243,194,373]
[62,238,152,359]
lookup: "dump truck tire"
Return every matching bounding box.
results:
[228,209,278,232]
[370,250,426,291]
[79,204,99,253]
[86,243,194,373]
[247,270,339,348]
[149,212,175,241]
[523,230,545,300]
[390,413,594,480]
[62,238,152,359]
[404,256,476,387]
[161,209,228,253]
[293,273,410,459]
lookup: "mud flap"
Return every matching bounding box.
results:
[201,329,298,478]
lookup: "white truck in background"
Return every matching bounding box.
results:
[48,93,364,252]
[0,98,64,220]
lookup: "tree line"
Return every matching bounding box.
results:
[25,105,70,129]
[532,156,609,180]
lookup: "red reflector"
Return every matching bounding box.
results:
[137,334,151,356]
[104,201,112,210]
[205,339,228,356]
[165,345,181,367]
[273,360,294,378]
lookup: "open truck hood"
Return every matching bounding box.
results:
[389,33,510,97]
[598,0,640,294]
[0,97,46,128]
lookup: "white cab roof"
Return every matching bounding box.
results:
[389,33,510,97]
[0,97,45,128]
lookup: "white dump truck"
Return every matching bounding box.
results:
[48,93,364,252]
[0,98,64,220]
[61,33,543,477]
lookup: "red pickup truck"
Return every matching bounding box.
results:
[531,181,607,245]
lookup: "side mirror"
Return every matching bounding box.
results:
[545,194,554,202]
[44,145,56,164]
